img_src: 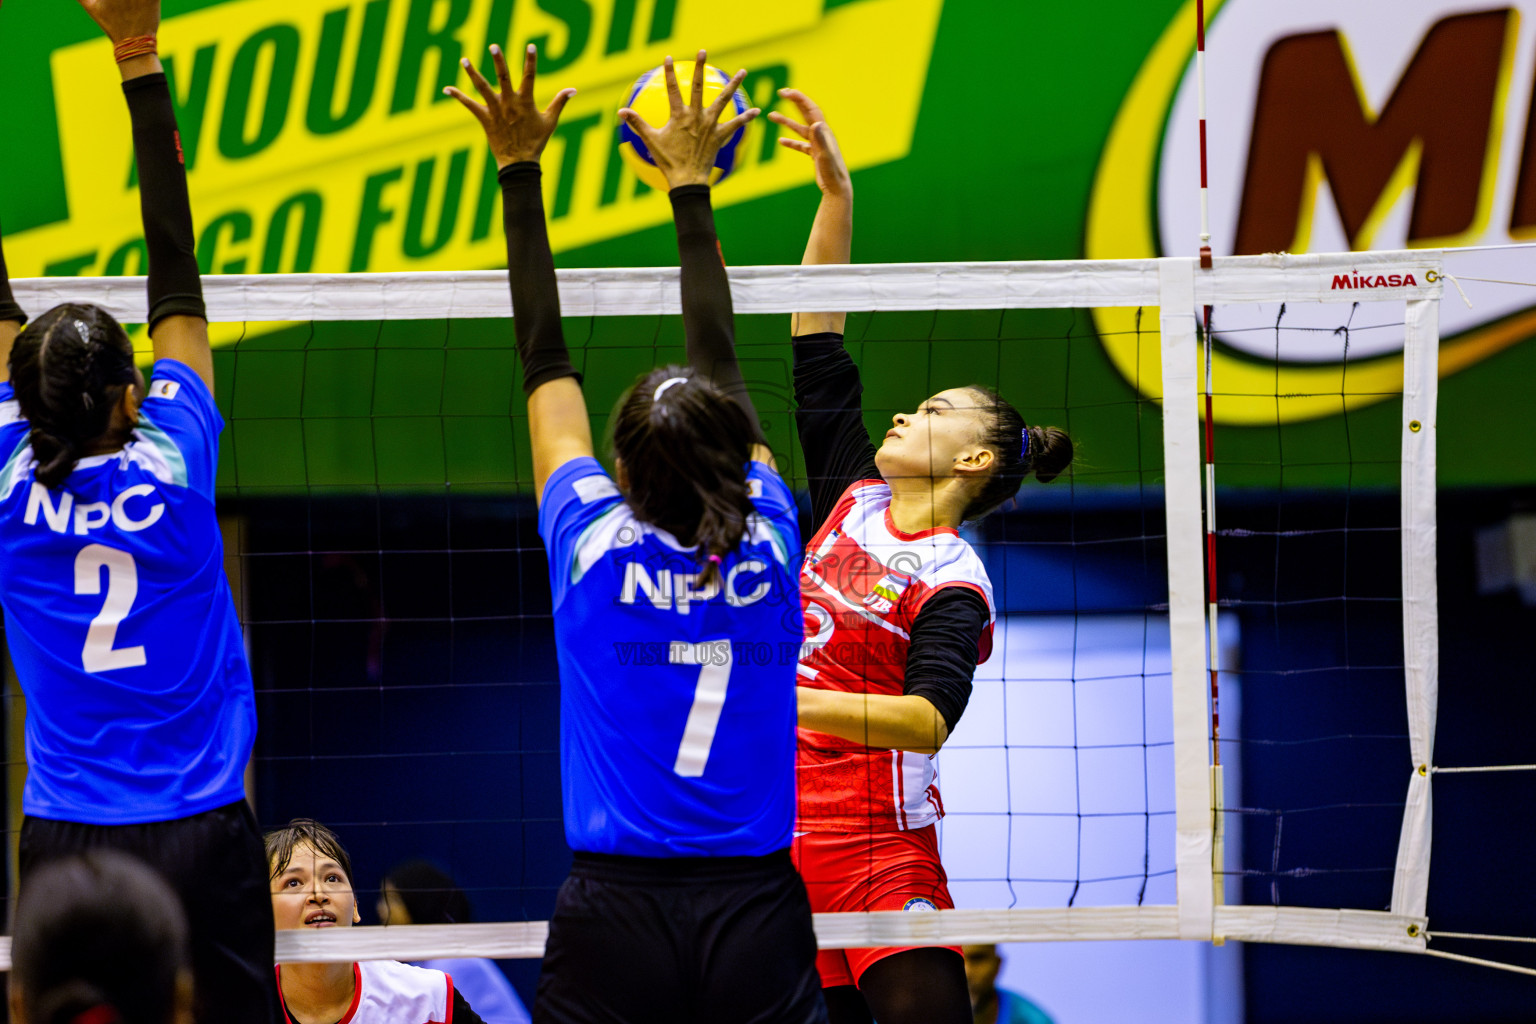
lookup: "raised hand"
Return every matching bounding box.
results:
[618,51,759,190]
[447,44,577,169]
[769,89,851,202]
[75,0,161,43]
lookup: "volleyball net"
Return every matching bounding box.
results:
[6,247,1529,972]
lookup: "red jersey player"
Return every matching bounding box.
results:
[769,90,1075,1024]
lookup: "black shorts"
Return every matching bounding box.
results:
[534,849,827,1024]
[20,799,282,1024]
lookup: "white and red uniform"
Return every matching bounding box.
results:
[794,479,997,987]
[277,960,456,1024]
[796,478,996,833]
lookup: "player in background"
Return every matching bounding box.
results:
[962,945,1055,1024]
[0,2,277,1021]
[0,2,276,1024]
[377,860,532,1024]
[770,91,1074,1024]
[267,819,488,1024]
[10,851,194,1024]
[446,45,825,1024]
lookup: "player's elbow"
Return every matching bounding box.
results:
[901,697,950,755]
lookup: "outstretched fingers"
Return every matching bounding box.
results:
[545,87,577,122]
[514,43,534,99]
[767,110,813,140]
[690,50,708,111]
[617,108,659,146]
[706,69,748,121]
[716,106,760,142]
[662,55,683,116]
[444,85,489,125]
[779,88,828,127]
[777,136,813,156]
[459,55,500,107]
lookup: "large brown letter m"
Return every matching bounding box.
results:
[1234,10,1511,254]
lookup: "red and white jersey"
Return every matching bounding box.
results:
[278,960,455,1024]
[796,479,996,832]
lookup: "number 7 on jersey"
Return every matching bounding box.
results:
[670,640,733,777]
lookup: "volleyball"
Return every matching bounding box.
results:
[618,61,749,191]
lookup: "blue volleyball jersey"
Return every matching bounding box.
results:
[0,360,255,825]
[538,456,802,857]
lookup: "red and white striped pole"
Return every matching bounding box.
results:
[1195,0,1226,927]
[1196,0,1213,271]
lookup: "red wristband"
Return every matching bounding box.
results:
[113,34,157,63]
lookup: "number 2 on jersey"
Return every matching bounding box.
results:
[672,641,733,778]
[74,544,147,672]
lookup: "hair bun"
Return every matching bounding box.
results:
[1028,426,1074,485]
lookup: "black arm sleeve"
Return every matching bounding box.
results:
[792,331,879,532]
[903,588,989,734]
[123,73,205,331]
[669,184,762,440]
[450,988,486,1024]
[500,162,580,395]
[0,225,26,326]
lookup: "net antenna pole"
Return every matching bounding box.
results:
[1194,0,1226,939]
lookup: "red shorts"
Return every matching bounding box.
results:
[791,825,959,988]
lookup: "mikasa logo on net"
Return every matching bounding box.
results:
[1087,0,1536,422]
[1329,271,1424,291]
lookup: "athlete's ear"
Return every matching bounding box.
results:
[121,381,142,427]
[614,456,630,492]
[352,902,362,925]
[951,446,995,477]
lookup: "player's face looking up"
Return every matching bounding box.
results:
[877,385,1075,524]
[876,388,997,486]
[269,840,361,931]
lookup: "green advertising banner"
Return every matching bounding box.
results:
[3,0,1534,490]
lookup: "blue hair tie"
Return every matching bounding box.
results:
[1021,426,1032,458]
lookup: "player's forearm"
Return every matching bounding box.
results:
[791,194,851,336]
[671,184,763,439]
[527,377,593,501]
[501,162,579,395]
[124,72,206,333]
[797,687,950,755]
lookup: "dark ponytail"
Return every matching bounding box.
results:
[9,303,139,489]
[12,852,189,1024]
[961,385,1075,522]
[611,365,756,587]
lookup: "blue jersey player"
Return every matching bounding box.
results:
[0,2,278,1022]
[447,46,825,1023]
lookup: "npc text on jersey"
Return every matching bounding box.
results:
[23,482,166,535]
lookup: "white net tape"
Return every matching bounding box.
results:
[11,249,1442,322]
